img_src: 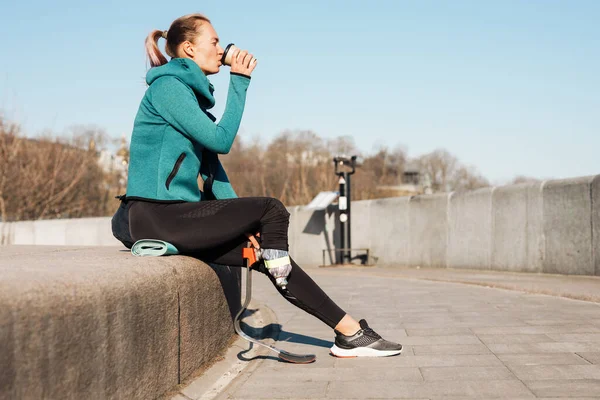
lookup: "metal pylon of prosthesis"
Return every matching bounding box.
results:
[233,245,316,364]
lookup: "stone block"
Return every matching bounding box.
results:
[173,258,239,382]
[542,176,594,275]
[12,220,35,245]
[448,187,493,269]
[0,246,239,399]
[420,366,514,381]
[65,217,119,246]
[525,380,600,398]
[491,182,544,272]
[368,196,411,265]
[577,352,600,364]
[592,175,600,276]
[510,364,600,380]
[412,344,491,355]
[326,380,534,399]
[409,193,449,268]
[347,199,372,262]
[288,206,336,265]
[497,353,591,366]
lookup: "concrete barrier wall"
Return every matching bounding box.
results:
[287,206,337,265]
[447,188,494,269]
[2,174,599,276]
[367,197,411,266]
[0,217,119,246]
[0,246,240,400]
[491,183,544,273]
[593,176,600,276]
[408,193,449,268]
[289,175,598,276]
[542,176,595,275]
[347,200,372,256]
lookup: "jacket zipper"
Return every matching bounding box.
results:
[165,153,186,190]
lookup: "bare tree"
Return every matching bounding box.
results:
[450,165,490,192]
[418,148,489,193]
[327,135,357,157]
[3,110,498,222]
[418,149,459,192]
[0,117,120,222]
[512,175,541,184]
[0,117,22,224]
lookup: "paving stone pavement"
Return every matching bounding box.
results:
[214,266,600,399]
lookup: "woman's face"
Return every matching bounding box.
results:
[180,23,224,75]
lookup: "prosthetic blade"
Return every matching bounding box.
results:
[234,250,316,364]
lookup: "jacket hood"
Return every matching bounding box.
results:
[146,58,215,109]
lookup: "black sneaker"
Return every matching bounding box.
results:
[330,319,403,358]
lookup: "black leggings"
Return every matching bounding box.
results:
[128,197,347,329]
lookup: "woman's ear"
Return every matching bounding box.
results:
[181,41,195,58]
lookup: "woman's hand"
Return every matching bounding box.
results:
[230,49,257,76]
[245,232,260,249]
[245,232,261,269]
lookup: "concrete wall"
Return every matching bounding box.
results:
[447,188,494,270]
[409,193,449,268]
[287,205,337,266]
[542,176,595,275]
[0,246,241,400]
[593,176,600,276]
[491,183,544,273]
[366,197,411,265]
[2,174,599,276]
[0,217,119,246]
[288,174,598,276]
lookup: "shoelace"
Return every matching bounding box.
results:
[362,326,382,340]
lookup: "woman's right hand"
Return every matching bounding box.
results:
[230,49,257,76]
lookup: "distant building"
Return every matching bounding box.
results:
[97,150,128,175]
[403,161,420,186]
[97,136,129,187]
[375,160,432,196]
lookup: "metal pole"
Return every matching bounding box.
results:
[338,174,347,264]
[345,171,351,264]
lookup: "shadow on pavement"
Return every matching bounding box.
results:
[239,320,332,348]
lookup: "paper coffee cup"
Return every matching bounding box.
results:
[221,43,256,66]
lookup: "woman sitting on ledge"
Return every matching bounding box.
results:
[125,12,402,358]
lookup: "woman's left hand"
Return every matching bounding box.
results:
[245,232,260,249]
[230,49,257,76]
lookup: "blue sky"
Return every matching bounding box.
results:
[1,0,598,184]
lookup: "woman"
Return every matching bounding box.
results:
[126,13,402,358]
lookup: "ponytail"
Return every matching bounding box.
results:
[145,29,168,67]
[145,14,211,68]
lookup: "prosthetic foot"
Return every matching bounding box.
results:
[233,245,316,364]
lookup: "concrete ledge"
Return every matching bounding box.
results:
[171,301,280,400]
[542,176,595,275]
[0,246,240,400]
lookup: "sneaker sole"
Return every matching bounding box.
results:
[330,344,402,358]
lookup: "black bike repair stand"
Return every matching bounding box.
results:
[328,155,373,267]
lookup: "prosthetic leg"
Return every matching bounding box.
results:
[233,245,316,364]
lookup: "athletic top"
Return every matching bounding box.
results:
[126,57,251,202]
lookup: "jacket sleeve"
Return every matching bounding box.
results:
[149,74,251,154]
[200,157,238,199]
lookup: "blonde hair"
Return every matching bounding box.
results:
[145,13,211,67]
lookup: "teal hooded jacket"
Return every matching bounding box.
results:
[126,57,251,202]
